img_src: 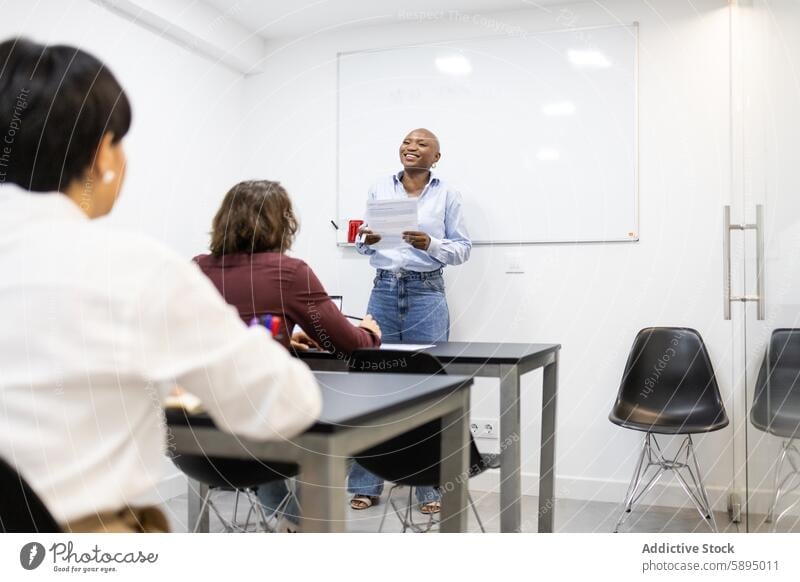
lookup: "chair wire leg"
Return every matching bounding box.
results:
[232,490,241,527]
[387,486,442,533]
[208,494,238,532]
[620,435,649,512]
[767,440,791,523]
[615,434,660,532]
[771,440,800,532]
[273,489,293,520]
[615,434,718,533]
[405,489,415,532]
[245,488,272,532]
[468,492,486,533]
[379,485,399,533]
[412,488,438,533]
[674,440,710,515]
[672,468,712,526]
[288,478,302,515]
[390,486,410,533]
[627,437,671,509]
[192,489,212,533]
[666,438,710,526]
[394,487,411,533]
[627,465,666,512]
[242,491,256,532]
[685,435,717,532]
[256,487,294,532]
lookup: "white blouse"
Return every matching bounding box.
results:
[0,184,321,523]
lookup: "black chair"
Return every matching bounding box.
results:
[166,408,299,532]
[750,329,800,526]
[0,457,61,533]
[349,350,499,532]
[609,327,729,532]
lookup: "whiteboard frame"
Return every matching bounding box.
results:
[335,22,640,246]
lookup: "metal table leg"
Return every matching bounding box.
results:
[297,440,347,533]
[499,364,522,532]
[538,353,559,533]
[187,478,209,533]
[440,389,471,533]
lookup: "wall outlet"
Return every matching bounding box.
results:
[470,418,499,439]
[505,252,524,274]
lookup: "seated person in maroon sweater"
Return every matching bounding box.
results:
[194,179,381,356]
[194,179,381,531]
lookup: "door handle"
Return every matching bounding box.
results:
[723,204,765,320]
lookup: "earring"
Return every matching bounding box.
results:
[432,163,437,169]
[102,170,116,184]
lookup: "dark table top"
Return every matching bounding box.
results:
[299,341,561,366]
[166,371,473,434]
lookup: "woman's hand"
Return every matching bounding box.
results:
[402,231,431,250]
[358,226,381,246]
[291,330,320,351]
[359,314,382,339]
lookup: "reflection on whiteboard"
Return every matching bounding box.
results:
[337,24,638,244]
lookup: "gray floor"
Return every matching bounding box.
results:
[160,486,798,533]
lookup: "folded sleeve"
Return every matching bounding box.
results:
[131,255,322,441]
[426,189,472,266]
[290,261,380,355]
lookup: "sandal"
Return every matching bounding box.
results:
[419,500,441,515]
[350,495,380,510]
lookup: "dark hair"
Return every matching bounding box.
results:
[210,180,299,256]
[0,37,131,192]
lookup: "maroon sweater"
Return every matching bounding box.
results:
[194,252,379,355]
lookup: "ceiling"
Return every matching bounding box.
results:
[202,0,576,40]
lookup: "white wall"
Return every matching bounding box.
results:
[1,0,245,258]
[240,0,737,512]
[1,0,248,501]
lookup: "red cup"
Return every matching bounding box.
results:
[348,219,364,243]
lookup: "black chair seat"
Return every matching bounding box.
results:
[610,402,729,434]
[609,327,729,435]
[751,391,800,438]
[0,457,61,533]
[166,408,297,488]
[750,329,800,439]
[171,455,297,489]
[354,419,491,487]
[350,349,493,487]
[480,452,502,471]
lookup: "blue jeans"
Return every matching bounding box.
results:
[256,481,300,525]
[347,269,449,505]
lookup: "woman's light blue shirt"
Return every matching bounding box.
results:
[355,171,472,272]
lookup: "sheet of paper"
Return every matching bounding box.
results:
[379,343,435,351]
[366,198,419,249]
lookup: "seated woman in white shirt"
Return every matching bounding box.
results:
[0,37,321,533]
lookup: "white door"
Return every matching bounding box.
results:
[733,0,800,532]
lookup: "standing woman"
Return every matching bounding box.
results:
[349,128,472,514]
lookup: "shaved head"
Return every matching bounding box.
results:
[399,128,441,171]
[405,128,440,153]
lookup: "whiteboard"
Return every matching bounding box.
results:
[336,24,638,245]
